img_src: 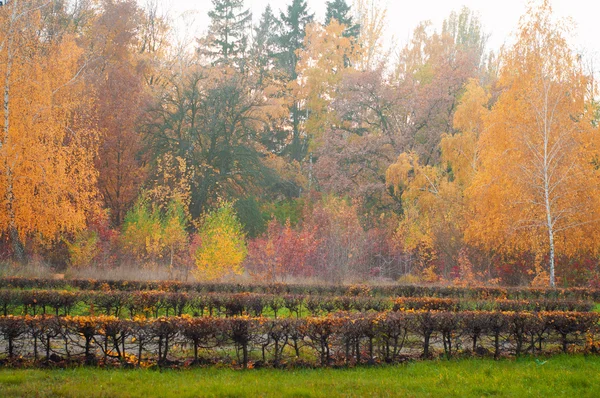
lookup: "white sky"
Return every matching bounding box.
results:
[162,0,600,68]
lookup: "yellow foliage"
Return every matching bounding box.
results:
[194,201,247,281]
[67,230,99,269]
[354,0,387,70]
[440,78,490,187]
[0,4,99,247]
[296,20,360,151]
[465,1,600,261]
[386,152,464,276]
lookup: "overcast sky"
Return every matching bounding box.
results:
[162,0,600,67]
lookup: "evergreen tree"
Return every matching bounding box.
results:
[252,4,279,86]
[276,0,314,80]
[325,0,359,38]
[201,0,251,70]
[276,0,314,162]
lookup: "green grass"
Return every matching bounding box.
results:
[1,355,600,397]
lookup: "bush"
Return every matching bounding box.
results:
[0,311,598,367]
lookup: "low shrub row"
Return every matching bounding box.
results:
[0,311,598,368]
[0,290,593,318]
[1,277,599,300]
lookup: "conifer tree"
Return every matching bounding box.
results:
[276,0,314,162]
[252,4,278,86]
[202,0,251,71]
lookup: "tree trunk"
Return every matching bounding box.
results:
[2,1,26,263]
[543,136,556,288]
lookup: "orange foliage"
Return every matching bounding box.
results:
[0,2,98,256]
[465,1,600,286]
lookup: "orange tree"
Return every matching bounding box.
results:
[465,1,600,287]
[0,1,98,261]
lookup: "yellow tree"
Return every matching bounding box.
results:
[440,78,490,187]
[353,0,387,71]
[0,1,98,261]
[386,79,492,280]
[194,201,247,281]
[386,152,463,279]
[465,1,600,287]
[120,193,188,270]
[296,20,359,151]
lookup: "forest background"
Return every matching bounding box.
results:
[1,0,599,288]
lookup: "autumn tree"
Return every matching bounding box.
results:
[382,75,496,281]
[145,69,281,219]
[316,8,487,219]
[137,0,172,88]
[326,0,359,39]
[146,152,192,215]
[465,1,600,287]
[120,194,188,268]
[162,199,189,272]
[353,0,386,71]
[87,0,151,226]
[250,5,293,167]
[393,8,487,165]
[194,201,247,281]
[0,0,99,261]
[246,219,316,282]
[120,195,163,262]
[314,68,403,220]
[440,78,490,187]
[386,152,464,279]
[296,19,359,150]
[303,195,370,282]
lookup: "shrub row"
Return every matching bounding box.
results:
[0,311,598,368]
[0,290,594,318]
[1,277,599,300]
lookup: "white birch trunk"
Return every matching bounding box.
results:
[2,0,26,261]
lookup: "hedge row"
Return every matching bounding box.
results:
[0,311,598,368]
[2,277,599,300]
[0,290,593,318]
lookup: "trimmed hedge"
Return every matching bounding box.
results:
[0,311,598,368]
[1,277,598,300]
[0,290,594,318]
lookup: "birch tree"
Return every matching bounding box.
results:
[0,0,98,261]
[465,1,600,287]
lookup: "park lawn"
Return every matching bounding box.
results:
[0,355,599,397]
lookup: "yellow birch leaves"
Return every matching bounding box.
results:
[194,201,247,281]
[465,1,600,262]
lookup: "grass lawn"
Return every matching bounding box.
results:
[1,355,599,397]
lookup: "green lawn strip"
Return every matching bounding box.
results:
[1,355,599,397]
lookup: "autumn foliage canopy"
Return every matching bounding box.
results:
[0,0,599,288]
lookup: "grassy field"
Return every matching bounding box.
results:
[1,355,599,397]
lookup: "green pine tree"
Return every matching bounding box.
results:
[202,0,251,71]
[252,4,279,86]
[275,0,314,162]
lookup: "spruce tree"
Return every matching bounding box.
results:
[276,0,314,162]
[276,0,314,80]
[252,4,279,86]
[202,0,251,70]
